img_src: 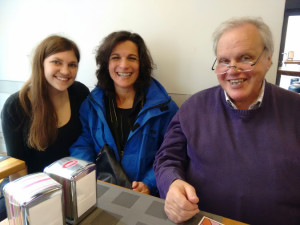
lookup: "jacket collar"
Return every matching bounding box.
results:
[89,78,171,112]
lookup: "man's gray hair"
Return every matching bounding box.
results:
[212,17,274,56]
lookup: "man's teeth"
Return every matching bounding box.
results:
[56,77,68,81]
[117,72,131,77]
[230,79,245,85]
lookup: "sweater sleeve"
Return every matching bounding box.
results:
[1,93,27,161]
[153,111,188,198]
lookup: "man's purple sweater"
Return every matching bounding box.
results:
[154,82,300,225]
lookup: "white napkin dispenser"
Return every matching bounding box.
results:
[3,173,64,225]
[44,157,96,224]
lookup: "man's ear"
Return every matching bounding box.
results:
[266,54,272,70]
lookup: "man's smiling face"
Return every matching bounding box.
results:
[216,23,272,109]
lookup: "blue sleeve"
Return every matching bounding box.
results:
[142,169,158,196]
[69,99,96,163]
[144,99,179,195]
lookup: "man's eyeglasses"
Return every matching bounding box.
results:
[211,47,266,75]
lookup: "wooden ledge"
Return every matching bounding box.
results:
[0,157,27,180]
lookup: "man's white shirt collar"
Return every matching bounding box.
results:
[225,80,265,110]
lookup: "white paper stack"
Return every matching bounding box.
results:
[3,173,64,225]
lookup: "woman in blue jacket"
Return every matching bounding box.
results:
[70,31,178,195]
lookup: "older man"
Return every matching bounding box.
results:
[154,17,300,225]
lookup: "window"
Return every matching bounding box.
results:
[276,10,300,92]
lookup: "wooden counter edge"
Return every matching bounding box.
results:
[0,157,27,179]
[222,217,248,225]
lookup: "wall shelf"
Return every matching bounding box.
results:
[284,60,300,64]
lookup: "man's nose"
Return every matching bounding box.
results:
[226,64,239,75]
[227,65,238,71]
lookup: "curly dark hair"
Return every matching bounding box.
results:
[95,31,154,92]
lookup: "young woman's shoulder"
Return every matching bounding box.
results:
[70,81,90,92]
[1,91,26,124]
[2,92,21,114]
[69,81,90,102]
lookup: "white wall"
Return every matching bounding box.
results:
[0,0,286,94]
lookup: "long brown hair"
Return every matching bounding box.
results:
[19,35,80,151]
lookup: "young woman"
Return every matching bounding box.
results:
[70,31,178,195]
[1,35,90,173]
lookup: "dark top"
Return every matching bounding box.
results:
[105,92,144,158]
[1,81,89,173]
[154,82,300,224]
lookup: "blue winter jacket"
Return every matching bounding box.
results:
[70,78,178,194]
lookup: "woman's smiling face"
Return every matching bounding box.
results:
[108,40,140,92]
[43,50,78,95]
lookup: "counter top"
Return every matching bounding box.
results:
[79,181,247,225]
[1,181,247,225]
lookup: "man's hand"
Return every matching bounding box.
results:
[165,179,199,223]
[132,181,150,195]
